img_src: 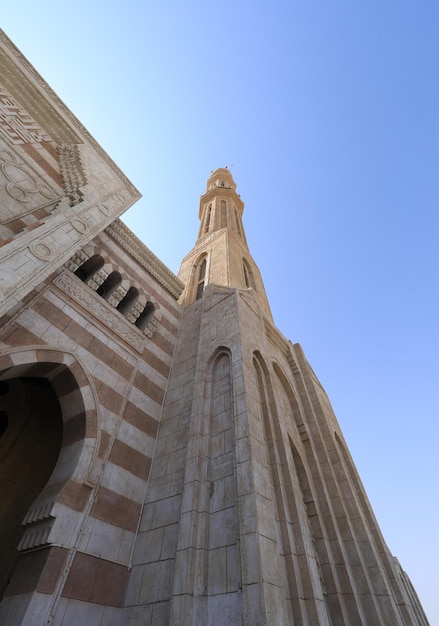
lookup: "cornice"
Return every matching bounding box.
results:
[199,188,244,217]
[0,29,139,200]
[106,219,184,300]
[180,225,251,265]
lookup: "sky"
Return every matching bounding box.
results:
[3,1,438,621]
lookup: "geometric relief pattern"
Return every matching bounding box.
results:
[0,137,60,223]
[0,86,51,145]
[58,143,87,206]
[53,271,145,353]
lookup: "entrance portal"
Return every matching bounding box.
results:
[0,378,63,599]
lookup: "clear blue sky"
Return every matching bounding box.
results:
[3,2,438,622]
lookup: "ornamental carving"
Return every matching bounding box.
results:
[71,218,88,234]
[0,138,60,223]
[0,86,51,145]
[57,143,87,205]
[54,271,146,353]
[29,241,54,260]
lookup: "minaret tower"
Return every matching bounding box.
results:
[125,170,429,625]
[0,23,430,622]
[178,167,272,321]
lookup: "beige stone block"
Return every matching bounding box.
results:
[161,523,179,560]
[209,507,239,550]
[124,564,144,607]
[207,546,227,595]
[132,527,164,565]
[100,461,146,504]
[209,476,227,512]
[139,560,173,604]
[52,597,105,625]
[117,420,156,459]
[0,592,33,626]
[207,591,243,626]
[172,549,198,595]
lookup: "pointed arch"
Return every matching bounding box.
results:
[96,271,122,300]
[135,301,155,330]
[116,286,139,316]
[190,253,208,302]
[0,376,63,599]
[74,254,104,282]
[242,258,256,290]
[252,351,298,621]
[207,347,242,619]
[0,349,100,555]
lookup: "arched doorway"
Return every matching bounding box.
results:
[0,350,99,610]
[0,377,63,599]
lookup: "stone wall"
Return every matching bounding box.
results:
[0,226,182,625]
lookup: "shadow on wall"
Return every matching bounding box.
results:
[0,378,63,599]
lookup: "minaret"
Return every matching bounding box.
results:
[126,170,429,625]
[178,167,273,321]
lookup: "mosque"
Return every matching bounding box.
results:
[0,29,429,625]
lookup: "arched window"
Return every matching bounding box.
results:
[74,254,104,282]
[135,302,155,331]
[116,286,139,316]
[96,271,122,300]
[204,205,212,234]
[243,259,256,290]
[195,256,207,300]
[234,208,242,237]
[220,200,227,228]
[243,264,250,288]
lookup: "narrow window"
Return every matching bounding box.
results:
[243,264,250,288]
[195,257,207,300]
[221,200,227,228]
[204,205,212,234]
[96,271,122,300]
[135,302,155,331]
[74,254,104,282]
[234,208,242,237]
[199,257,206,280]
[243,259,256,290]
[117,286,139,316]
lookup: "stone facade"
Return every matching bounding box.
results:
[0,30,429,625]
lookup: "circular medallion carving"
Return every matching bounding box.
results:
[71,218,88,234]
[98,203,110,216]
[0,148,56,202]
[29,242,54,260]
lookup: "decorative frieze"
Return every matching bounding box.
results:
[0,86,51,145]
[54,271,146,353]
[0,137,60,223]
[58,143,87,205]
[107,219,184,299]
[29,241,54,260]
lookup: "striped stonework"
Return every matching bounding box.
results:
[0,32,430,626]
[0,214,182,623]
